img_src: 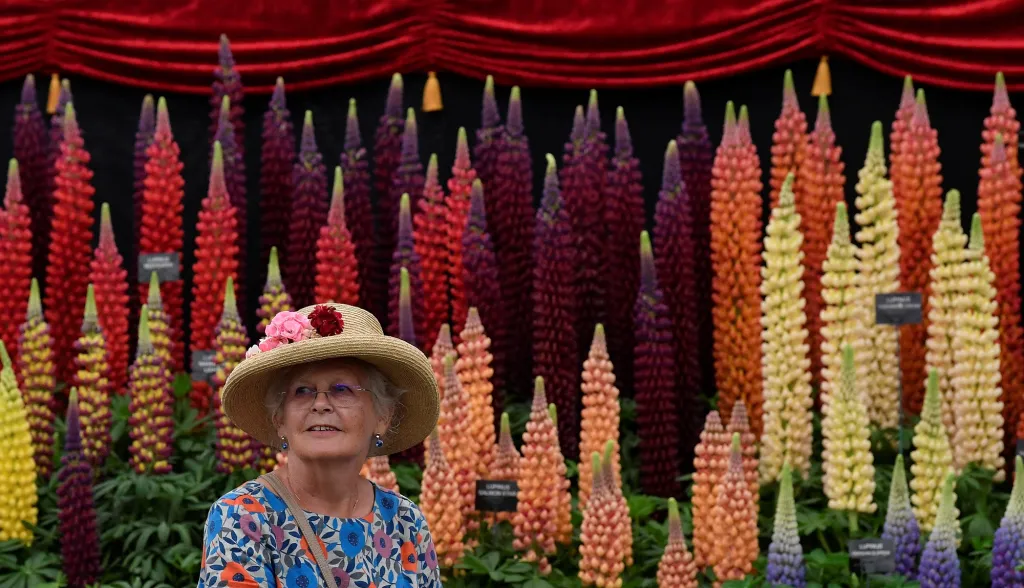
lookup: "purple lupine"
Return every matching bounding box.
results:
[491,86,534,394]
[212,95,248,294]
[387,194,426,347]
[57,390,101,586]
[533,154,579,458]
[369,74,405,327]
[767,463,806,587]
[463,179,506,411]
[882,454,921,579]
[130,95,156,333]
[210,34,245,161]
[340,98,374,310]
[993,456,1024,587]
[14,75,50,282]
[259,78,296,277]
[634,230,680,497]
[677,81,715,392]
[285,111,328,308]
[918,474,961,587]
[474,75,503,191]
[391,109,425,244]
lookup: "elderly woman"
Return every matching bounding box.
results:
[198,303,442,588]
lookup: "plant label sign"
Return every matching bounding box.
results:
[475,480,518,512]
[849,538,895,575]
[190,350,219,383]
[138,253,180,283]
[875,293,922,326]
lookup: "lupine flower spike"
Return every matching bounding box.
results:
[210,35,245,158]
[547,404,573,546]
[918,473,961,588]
[368,74,405,326]
[489,412,520,523]
[89,202,130,394]
[766,462,805,587]
[992,456,1024,587]
[73,285,111,470]
[430,324,455,395]
[132,94,156,288]
[759,173,814,483]
[889,76,916,189]
[575,91,610,347]
[911,369,954,533]
[691,411,730,568]
[388,110,425,329]
[211,95,247,294]
[360,456,399,494]
[127,309,174,474]
[212,278,254,474]
[387,193,426,346]
[13,75,49,281]
[57,390,101,586]
[315,167,360,305]
[0,159,33,357]
[339,99,374,314]
[455,307,496,478]
[257,247,293,335]
[438,355,477,534]
[882,454,921,579]
[604,439,633,566]
[414,154,449,351]
[579,447,626,587]
[419,429,466,571]
[657,497,698,587]
[259,78,296,270]
[474,75,502,188]
[145,273,173,368]
[821,345,876,519]
[0,339,36,544]
[447,128,477,339]
[286,111,328,308]
[512,377,559,575]
[769,70,808,209]
[727,401,760,511]
[710,433,759,586]
[394,266,422,467]
[18,279,55,479]
[578,323,621,508]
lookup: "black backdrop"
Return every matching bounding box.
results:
[0,55,1000,356]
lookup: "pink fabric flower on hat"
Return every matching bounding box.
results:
[258,336,287,352]
[245,345,261,358]
[266,311,312,342]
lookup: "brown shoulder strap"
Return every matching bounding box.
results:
[258,472,339,588]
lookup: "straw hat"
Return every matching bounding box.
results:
[220,303,438,457]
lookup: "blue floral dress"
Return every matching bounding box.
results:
[198,480,443,587]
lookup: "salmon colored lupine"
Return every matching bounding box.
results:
[438,355,477,534]
[144,272,173,369]
[603,439,633,567]
[710,433,759,585]
[797,96,846,391]
[45,102,96,382]
[0,160,31,358]
[339,100,374,316]
[691,411,730,568]
[13,75,49,282]
[57,390,101,586]
[419,429,466,571]
[547,404,573,545]
[89,203,129,394]
[512,377,560,574]
[431,324,455,396]
[0,339,36,544]
[657,497,698,588]
[893,90,944,415]
[360,456,399,494]
[456,307,496,478]
[314,167,360,306]
[925,190,968,437]
[820,202,871,415]
[73,285,110,469]
[822,345,876,520]
[911,369,954,533]
[212,279,254,474]
[710,102,764,434]
[211,96,247,294]
[18,279,55,479]
[415,154,449,351]
[257,247,293,335]
[759,173,814,483]
[889,76,916,202]
[127,309,174,475]
[447,128,476,338]
[578,446,626,587]
[286,111,328,308]
[489,412,521,523]
[854,121,903,428]
[578,323,621,508]
[259,78,296,272]
[950,215,1005,478]
[981,73,1020,184]
[368,75,405,327]
[726,401,759,507]
[139,97,185,372]
[769,70,808,209]
[388,193,427,346]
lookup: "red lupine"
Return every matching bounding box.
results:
[315,167,360,306]
[13,75,50,283]
[89,203,130,394]
[388,194,427,347]
[340,99,375,314]
[189,142,239,414]
[259,78,296,276]
[635,230,681,497]
[285,111,328,308]
[212,95,248,303]
[0,159,33,356]
[768,70,808,209]
[138,97,185,372]
[447,127,476,339]
[889,76,916,205]
[57,390,102,587]
[45,102,95,383]
[533,154,580,458]
[474,75,503,190]
[210,34,245,163]
[415,154,449,352]
[131,95,155,287]
[653,141,701,468]
[369,74,405,327]
[44,79,72,269]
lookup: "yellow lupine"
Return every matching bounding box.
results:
[911,369,954,533]
[950,215,1005,479]
[0,339,37,544]
[759,172,814,483]
[821,344,876,515]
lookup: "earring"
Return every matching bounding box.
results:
[281,436,289,451]
[374,434,384,448]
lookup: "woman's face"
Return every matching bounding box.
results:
[275,359,386,462]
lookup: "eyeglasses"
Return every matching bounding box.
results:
[288,383,366,409]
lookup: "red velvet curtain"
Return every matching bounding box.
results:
[1,0,1023,92]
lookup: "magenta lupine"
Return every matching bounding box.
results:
[918,474,960,587]
[475,75,503,190]
[392,108,425,247]
[14,75,50,281]
[132,94,156,287]
[212,95,248,298]
[993,456,1024,587]
[603,107,644,395]
[259,78,296,274]
[340,99,375,310]
[766,463,805,587]
[882,454,921,579]
[677,81,715,393]
[388,194,426,346]
[653,139,701,468]
[285,111,328,308]
[462,179,506,409]
[533,154,579,457]
[57,390,101,587]
[634,230,680,497]
[127,310,174,475]
[210,34,245,160]
[369,75,405,326]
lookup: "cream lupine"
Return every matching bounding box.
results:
[925,190,968,438]
[950,215,1005,478]
[0,339,36,545]
[819,202,871,414]
[911,369,954,533]
[455,307,496,478]
[821,344,876,516]
[759,172,814,482]
[579,323,621,508]
[853,121,902,428]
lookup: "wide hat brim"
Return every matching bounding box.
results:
[220,303,439,457]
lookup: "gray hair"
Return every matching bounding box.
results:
[263,358,406,436]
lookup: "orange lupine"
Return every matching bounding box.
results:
[578,443,628,587]
[455,307,496,478]
[727,400,760,510]
[710,433,759,586]
[512,377,560,574]
[889,76,916,204]
[657,497,698,588]
[578,323,621,509]
[419,430,466,570]
[768,70,808,210]
[691,411,730,568]
[431,323,454,392]
[489,412,520,523]
[547,404,573,546]
[360,456,398,494]
[437,355,477,535]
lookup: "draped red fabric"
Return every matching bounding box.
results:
[1,0,1022,92]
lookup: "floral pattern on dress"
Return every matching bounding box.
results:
[198,479,443,587]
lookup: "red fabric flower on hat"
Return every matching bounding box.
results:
[309,305,345,336]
